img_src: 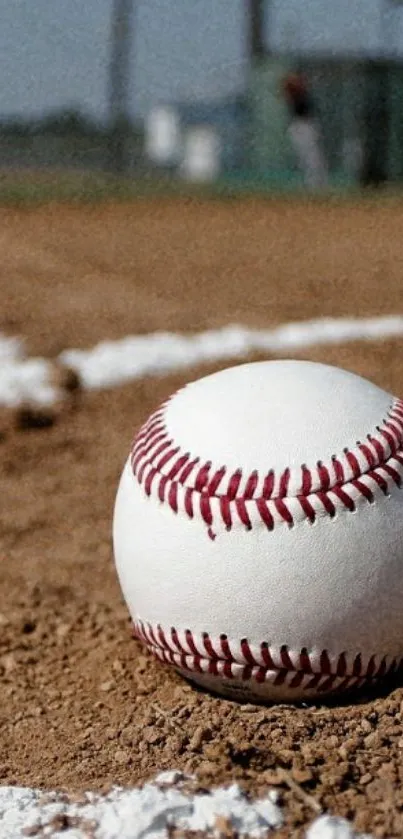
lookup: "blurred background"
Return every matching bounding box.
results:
[1,0,403,194]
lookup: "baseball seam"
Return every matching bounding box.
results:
[130,396,403,533]
[134,619,403,694]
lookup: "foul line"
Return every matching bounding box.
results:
[1,315,403,407]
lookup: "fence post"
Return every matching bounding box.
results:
[108,0,134,174]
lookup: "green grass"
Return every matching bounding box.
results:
[0,169,191,205]
[0,167,402,206]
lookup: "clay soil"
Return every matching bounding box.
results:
[1,195,403,838]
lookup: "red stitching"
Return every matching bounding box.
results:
[195,462,211,492]
[179,457,200,484]
[244,470,259,499]
[228,470,242,500]
[236,498,252,529]
[263,471,275,499]
[144,467,158,496]
[256,497,274,530]
[167,453,190,480]
[298,495,316,522]
[274,498,294,525]
[368,434,386,461]
[368,469,388,494]
[332,485,356,511]
[346,451,360,478]
[168,483,179,513]
[184,488,194,519]
[358,443,376,469]
[332,456,345,484]
[317,461,330,490]
[133,620,403,694]
[351,479,374,503]
[208,465,227,495]
[200,493,213,526]
[382,463,402,487]
[130,397,403,532]
[279,467,290,497]
[301,465,312,494]
[220,495,232,529]
[158,475,169,503]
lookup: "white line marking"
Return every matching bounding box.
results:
[0,774,372,839]
[1,315,403,407]
[1,774,283,839]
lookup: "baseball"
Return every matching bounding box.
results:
[113,359,403,703]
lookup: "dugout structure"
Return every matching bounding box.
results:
[244,55,403,188]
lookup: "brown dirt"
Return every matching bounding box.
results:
[1,196,403,838]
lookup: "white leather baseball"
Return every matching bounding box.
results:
[113,360,403,702]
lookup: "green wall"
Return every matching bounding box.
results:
[245,54,403,187]
[247,58,293,175]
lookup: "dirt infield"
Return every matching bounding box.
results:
[1,196,403,838]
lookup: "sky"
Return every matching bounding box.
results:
[1,0,402,121]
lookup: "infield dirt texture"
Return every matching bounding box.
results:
[1,196,403,838]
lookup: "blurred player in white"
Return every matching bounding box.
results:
[282,72,328,190]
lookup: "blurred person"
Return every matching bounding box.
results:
[282,72,328,190]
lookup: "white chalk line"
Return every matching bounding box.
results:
[0,773,372,839]
[1,315,403,407]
